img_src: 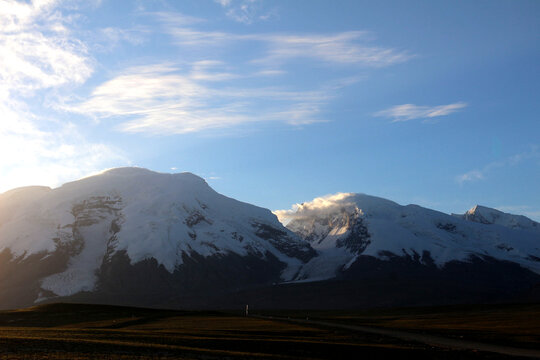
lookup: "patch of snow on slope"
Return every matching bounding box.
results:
[41,214,116,296]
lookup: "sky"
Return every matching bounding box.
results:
[1,0,539,220]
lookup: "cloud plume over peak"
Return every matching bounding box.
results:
[274,192,358,225]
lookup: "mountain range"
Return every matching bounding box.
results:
[0,168,538,309]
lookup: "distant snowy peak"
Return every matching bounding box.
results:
[280,192,540,282]
[456,205,540,232]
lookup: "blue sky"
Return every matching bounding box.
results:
[1,0,539,220]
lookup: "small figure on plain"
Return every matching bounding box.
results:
[245,304,249,316]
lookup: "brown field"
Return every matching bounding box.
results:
[0,303,536,359]
[259,303,540,350]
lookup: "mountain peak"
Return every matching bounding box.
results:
[57,167,209,196]
[461,204,539,231]
[99,167,201,180]
[100,167,156,176]
[467,204,497,214]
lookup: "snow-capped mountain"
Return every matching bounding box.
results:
[0,171,538,310]
[277,193,540,282]
[0,168,314,308]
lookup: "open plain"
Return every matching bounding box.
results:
[0,303,537,359]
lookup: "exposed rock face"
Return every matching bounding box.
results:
[252,222,317,262]
[334,211,371,254]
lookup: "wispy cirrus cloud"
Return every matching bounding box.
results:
[254,31,412,66]
[94,26,149,51]
[456,146,540,185]
[375,102,467,122]
[214,0,272,24]
[71,62,338,134]
[165,26,412,67]
[150,11,205,26]
[69,12,411,136]
[0,0,126,192]
[0,0,93,95]
[456,170,484,184]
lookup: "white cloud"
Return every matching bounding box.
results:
[0,101,126,193]
[215,0,267,24]
[215,0,232,6]
[165,25,412,67]
[114,12,414,135]
[456,146,540,184]
[150,11,205,26]
[255,32,411,66]
[0,0,127,192]
[0,0,93,95]
[375,102,467,122]
[71,63,338,134]
[274,192,356,225]
[96,26,148,50]
[166,27,237,47]
[456,170,484,184]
